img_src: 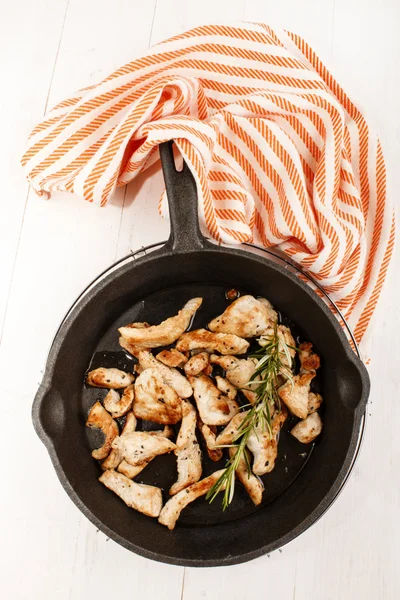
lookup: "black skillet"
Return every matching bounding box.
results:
[33,140,370,567]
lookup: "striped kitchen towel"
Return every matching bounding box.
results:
[21,22,394,344]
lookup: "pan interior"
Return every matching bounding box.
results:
[84,282,322,527]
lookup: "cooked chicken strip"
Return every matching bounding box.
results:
[189,374,239,426]
[215,376,237,400]
[156,348,188,368]
[291,412,322,443]
[138,351,192,398]
[259,325,296,373]
[176,329,249,355]
[118,297,202,350]
[247,407,287,476]
[210,355,258,403]
[116,425,174,478]
[86,367,134,389]
[299,342,321,373]
[99,470,162,518]
[278,372,315,419]
[208,295,277,337]
[86,401,119,460]
[184,351,210,376]
[308,392,323,414]
[102,411,137,469]
[215,411,248,446]
[119,336,140,357]
[134,368,182,424]
[103,384,134,418]
[229,447,264,506]
[158,470,227,530]
[170,401,202,495]
[112,431,176,467]
[197,416,223,461]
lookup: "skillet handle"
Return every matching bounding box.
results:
[159,141,208,252]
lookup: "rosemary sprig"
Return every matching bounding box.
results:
[206,324,294,509]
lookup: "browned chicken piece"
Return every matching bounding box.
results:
[103,384,134,418]
[278,372,315,419]
[259,325,296,374]
[112,431,176,467]
[210,354,258,403]
[86,401,119,460]
[299,342,321,373]
[308,392,323,414]
[117,425,175,478]
[215,376,237,400]
[170,401,202,495]
[184,351,210,376]
[158,470,227,530]
[118,298,203,351]
[138,351,192,398]
[189,373,239,426]
[156,348,188,368]
[134,368,183,424]
[215,411,249,446]
[86,367,134,389]
[119,336,140,357]
[99,470,163,518]
[291,412,323,444]
[247,407,288,476]
[176,329,249,355]
[197,416,223,461]
[102,411,137,470]
[229,447,264,506]
[208,295,277,338]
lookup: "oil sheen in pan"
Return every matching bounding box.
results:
[84,283,321,527]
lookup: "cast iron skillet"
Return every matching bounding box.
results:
[33,141,370,567]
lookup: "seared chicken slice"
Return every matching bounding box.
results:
[134,368,182,424]
[119,336,140,357]
[308,392,323,414]
[197,416,223,461]
[102,411,137,469]
[189,374,239,426]
[170,401,202,495]
[229,447,264,506]
[215,411,248,446]
[158,470,227,530]
[299,342,321,373]
[176,329,249,355]
[278,372,315,419]
[86,367,134,389]
[156,348,188,368]
[86,401,119,460]
[138,351,192,398]
[99,470,162,518]
[210,355,258,403]
[247,407,287,476]
[103,384,134,418]
[215,376,237,400]
[112,431,176,467]
[118,298,202,350]
[208,295,277,337]
[291,412,323,443]
[184,351,210,376]
[116,426,174,478]
[259,325,296,374]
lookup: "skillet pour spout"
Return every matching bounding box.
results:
[32,141,369,567]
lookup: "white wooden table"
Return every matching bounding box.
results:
[1,1,399,598]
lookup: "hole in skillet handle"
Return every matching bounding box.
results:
[159,141,211,253]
